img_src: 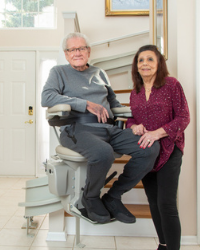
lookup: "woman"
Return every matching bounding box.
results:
[126,45,190,250]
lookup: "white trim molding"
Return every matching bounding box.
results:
[181,236,198,245]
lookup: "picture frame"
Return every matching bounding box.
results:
[150,0,168,59]
[105,0,149,16]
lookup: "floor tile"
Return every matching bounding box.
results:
[0,247,29,250]
[115,236,157,249]
[0,206,18,216]
[31,229,74,248]
[14,206,26,217]
[30,247,72,250]
[13,178,34,189]
[74,248,115,250]
[0,228,36,247]
[40,215,49,230]
[75,235,115,249]
[4,215,45,229]
[2,188,25,196]
[0,178,20,189]
[0,190,5,197]
[0,215,11,228]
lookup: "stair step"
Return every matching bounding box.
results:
[125,204,151,218]
[114,155,131,163]
[64,204,151,219]
[105,178,143,189]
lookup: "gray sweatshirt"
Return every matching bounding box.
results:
[41,64,122,125]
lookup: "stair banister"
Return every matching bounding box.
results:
[90,30,149,47]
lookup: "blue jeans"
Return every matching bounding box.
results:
[142,146,182,250]
[60,123,160,199]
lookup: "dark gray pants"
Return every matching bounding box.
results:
[60,123,160,199]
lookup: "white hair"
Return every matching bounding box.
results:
[62,32,91,51]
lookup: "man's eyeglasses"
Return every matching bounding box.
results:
[66,46,88,54]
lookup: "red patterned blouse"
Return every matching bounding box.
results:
[126,77,190,171]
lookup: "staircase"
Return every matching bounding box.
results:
[60,12,154,238]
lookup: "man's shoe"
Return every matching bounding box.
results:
[81,195,111,223]
[102,193,136,223]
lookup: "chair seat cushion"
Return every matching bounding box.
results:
[56,145,122,162]
[56,145,87,162]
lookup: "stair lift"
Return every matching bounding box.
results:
[19,103,131,247]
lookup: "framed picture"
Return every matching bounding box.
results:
[150,0,168,59]
[105,0,149,16]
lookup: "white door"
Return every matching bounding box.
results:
[0,51,36,176]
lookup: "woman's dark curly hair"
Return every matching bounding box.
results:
[132,45,169,93]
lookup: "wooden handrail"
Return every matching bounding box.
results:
[121,103,130,106]
[114,89,132,94]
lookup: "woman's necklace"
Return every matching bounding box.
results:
[145,86,152,101]
[145,87,151,92]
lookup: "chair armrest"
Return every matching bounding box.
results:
[48,104,71,113]
[111,106,132,118]
[46,104,71,120]
[46,105,132,127]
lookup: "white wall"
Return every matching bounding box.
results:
[176,0,196,237]
[0,0,197,238]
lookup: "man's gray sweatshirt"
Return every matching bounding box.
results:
[41,64,122,126]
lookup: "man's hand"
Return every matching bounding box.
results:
[86,101,109,123]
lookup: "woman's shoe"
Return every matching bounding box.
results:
[157,244,167,250]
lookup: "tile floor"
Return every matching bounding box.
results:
[0,177,199,250]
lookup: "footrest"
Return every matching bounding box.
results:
[69,206,116,224]
[79,208,116,224]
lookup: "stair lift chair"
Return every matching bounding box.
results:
[46,104,132,245]
[19,103,131,247]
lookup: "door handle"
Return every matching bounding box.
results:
[25,120,33,124]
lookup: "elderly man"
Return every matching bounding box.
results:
[41,32,159,224]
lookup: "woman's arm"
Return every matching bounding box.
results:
[162,80,190,140]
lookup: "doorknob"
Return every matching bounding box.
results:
[25,120,33,124]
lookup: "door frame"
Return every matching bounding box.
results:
[0,47,59,177]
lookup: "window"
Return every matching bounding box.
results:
[0,0,55,28]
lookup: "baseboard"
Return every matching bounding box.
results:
[46,232,67,241]
[64,217,198,245]
[47,218,198,245]
[181,236,198,245]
